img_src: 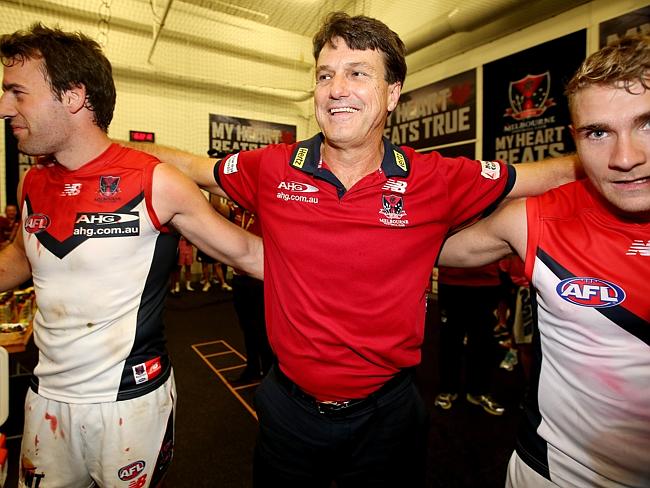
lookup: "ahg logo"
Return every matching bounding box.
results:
[75,213,139,225]
[277,181,319,193]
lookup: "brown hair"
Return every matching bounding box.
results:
[0,23,116,132]
[565,35,650,113]
[313,11,407,86]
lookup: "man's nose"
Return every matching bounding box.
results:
[610,132,646,170]
[330,74,350,98]
[0,93,16,120]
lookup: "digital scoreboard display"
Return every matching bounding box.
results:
[129,131,155,143]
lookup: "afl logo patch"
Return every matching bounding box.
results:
[24,214,50,234]
[118,460,146,481]
[556,277,625,308]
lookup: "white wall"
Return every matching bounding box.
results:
[0,0,648,209]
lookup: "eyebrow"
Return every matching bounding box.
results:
[316,61,375,72]
[575,110,650,133]
[2,82,26,91]
[633,110,650,126]
[573,122,609,133]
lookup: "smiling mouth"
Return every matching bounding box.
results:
[613,177,650,187]
[614,176,648,185]
[329,107,358,114]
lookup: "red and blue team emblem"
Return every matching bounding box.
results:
[24,213,50,234]
[505,72,555,120]
[99,175,121,197]
[556,277,626,308]
[379,194,406,219]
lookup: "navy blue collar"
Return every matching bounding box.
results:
[288,133,410,178]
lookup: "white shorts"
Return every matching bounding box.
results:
[19,373,176,488]
[506,451,557,488]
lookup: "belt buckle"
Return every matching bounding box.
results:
[316,400,351,415]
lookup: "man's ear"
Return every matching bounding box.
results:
[387,81,402,112]
[63,84,87,114]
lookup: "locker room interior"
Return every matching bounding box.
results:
[0,1,648,486]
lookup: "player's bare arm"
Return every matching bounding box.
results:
[0,230,32,292]
[509,153,583,198]
[152,163,263,280]
[438,198,528,268]
[0,178,31,290]
[124,141,225,196]
[0,173,35,290]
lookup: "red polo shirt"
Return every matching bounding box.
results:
[216,133,514,400]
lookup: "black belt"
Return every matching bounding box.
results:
[273,365,413,418]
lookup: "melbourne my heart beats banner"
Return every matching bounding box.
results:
[209,114,296,154]
[482,30,586,164]
[384,69,476,153]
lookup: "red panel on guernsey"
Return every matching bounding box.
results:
[526,179,650,323]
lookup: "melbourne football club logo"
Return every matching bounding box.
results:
[380,194,405,219]
[505,72,555,120]
[556,277,626,308]
[98,175,121,197]
[379,194,409,227]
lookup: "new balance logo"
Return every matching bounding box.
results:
[61,183,82,196]
[626,240,650,256]
[382,179,407,194]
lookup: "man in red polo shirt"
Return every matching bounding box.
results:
[128,12,580,487]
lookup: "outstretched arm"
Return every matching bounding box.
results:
[509,154,582,198]
[0,178,32,290]
[438,198,527,268]
[124,141,225,196]
[152,163,263,280]
[0,230,32,292]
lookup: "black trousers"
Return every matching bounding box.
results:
[231,274,273,376]
[253,365,429,487]
[437,283,501,395]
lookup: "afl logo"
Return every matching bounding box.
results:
[24,214,50,234]
[556,277,625,308]
[118,460,146,481]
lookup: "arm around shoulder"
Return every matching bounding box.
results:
[438,198,527,268]
[152,163,263,279]
[509,154,583,198]
[120,140,226,196]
